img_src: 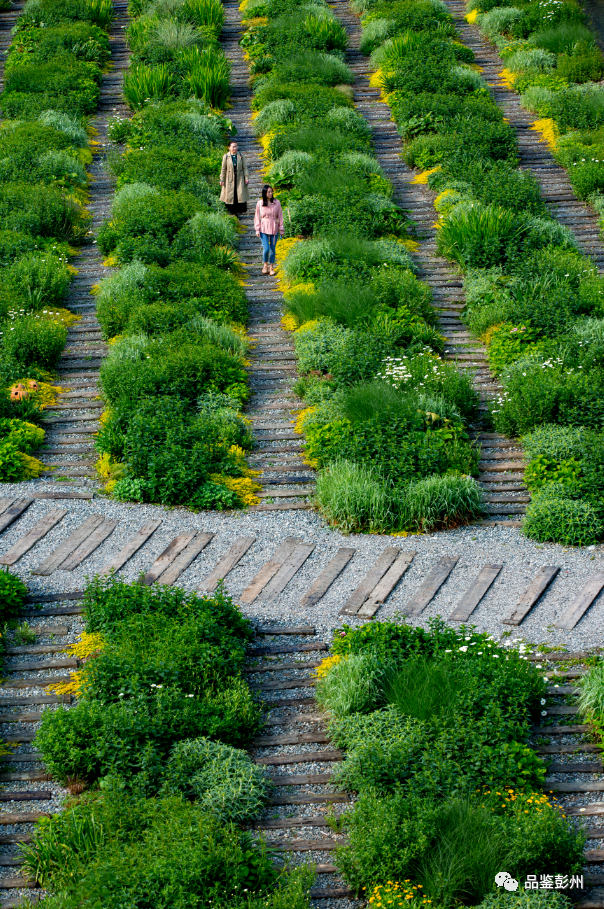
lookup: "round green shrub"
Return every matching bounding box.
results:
[478,881,573,909]
[2,313,67,368]
[162,737,271,821]
[0,567,28,623]
[523,485,603,546]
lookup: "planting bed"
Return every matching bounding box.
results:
[0,0,120,494]
[234,0,496,536]
[348,0,604,548]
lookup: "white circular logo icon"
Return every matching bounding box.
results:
[495,873,511,887]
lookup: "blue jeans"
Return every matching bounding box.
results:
[260,232,278,264]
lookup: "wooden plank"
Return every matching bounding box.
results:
[32,515,105,576]
[98,520,162,576]
[199,536,256,592]
[300,548,356,607]
[0,814,47,825]
[255,750,342,766]
[157,532,214,586]
[60,519,119,571]
[503,566,560,625]
[0,499,15,517]
[0,498,33,534]
[448,564,503,622]
[259,542,316,601]
[340,547,401,616]
[358,551,416,618]
[256,625,315,635]
[239,537,302,604]
[557,571,604,630]
[25,592,83,603]
[0,509,67,565]
[142,533,196,585]
[402,557,459,616]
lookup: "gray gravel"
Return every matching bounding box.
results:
[1,487,604,648]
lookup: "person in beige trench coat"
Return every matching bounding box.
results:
[220,140,250,216]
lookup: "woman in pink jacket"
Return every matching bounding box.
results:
[254,184,284,276]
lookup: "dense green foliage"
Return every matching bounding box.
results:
[318,621,584,904]
[37,578,261,785]
[0,566,28,624]
[244,0,483,533]
[360,0,604,544]
[21,787,313,909]
[94,2,260,509]
[0,0,112,480]
[28,576,312,909]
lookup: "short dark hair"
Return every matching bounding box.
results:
[261,184,274,206]
[229,140,238,147]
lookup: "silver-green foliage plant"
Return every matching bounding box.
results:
[161,737,272,822]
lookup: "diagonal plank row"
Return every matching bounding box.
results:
[2,501,604,628]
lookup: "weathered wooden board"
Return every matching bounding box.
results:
[556,571,604,630]
[503,566,560,625]
[98,520,162,576]
[357,551,416,618]
[157,532,214,586]
[259,543,316,601]
[300,548,356,607]
[0,499,33,534]
[60,519,119,571]
[340,548,401,616]
[448,564,503,622]
[142,533,196,585]
[402,557,459,616]
[33,515,105,576]
[240,537,302,604]
[199,536,256,592]
[0,509,67,565]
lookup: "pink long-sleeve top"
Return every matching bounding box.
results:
[254,199,284,236]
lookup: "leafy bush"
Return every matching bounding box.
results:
[2,313,68,368]
[316,623,583,899]
[37,578,261,784]
[22,790,290,907]
[0,567,28,623]
[161,738,271,821]
[523,485,603,546]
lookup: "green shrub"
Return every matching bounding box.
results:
[315,459,394,533]
[437,204,526,269]
[36,578,262,788]
[184,48,231,108]
[0,567,28,623]
[557,44,604,83]
[523,485,603,546]
[0,182,84,240]
[123,64,175,107]
[2,313,67,368]
[161,738,271,821]
[478,892,573,909]
[400,474,483,532]
[21,791,285,906]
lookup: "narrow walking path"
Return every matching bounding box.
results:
[221,1,316,513]
[0,593,79,905]
[447,0,604,273]
[245,626,358,906]
[0,1,26,86]
[34,3,130,492]
[330,0,528,525]
[529,650,604,907]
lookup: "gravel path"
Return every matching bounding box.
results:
[1,491,604,647]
